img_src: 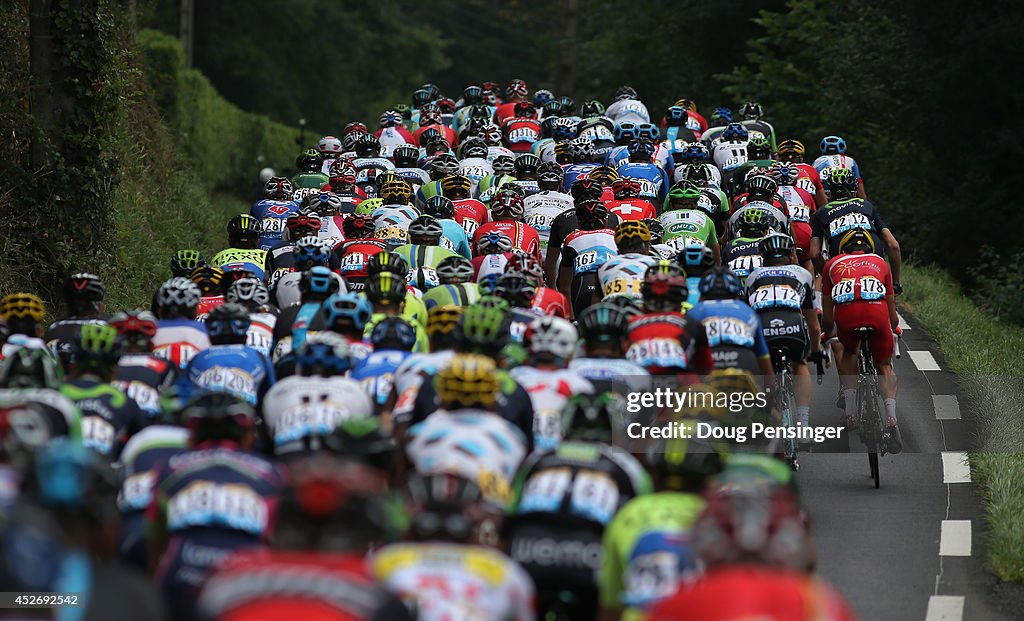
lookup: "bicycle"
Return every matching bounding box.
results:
[771,348,799,471]
[824,327,901,488]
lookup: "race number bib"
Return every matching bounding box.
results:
[789,204,810,222]
[574,250,600,273]
[831,278,856,304]
[275,403,357,445]
[82,416,116,455]
[727,254,762,278]
[624,551,681,606]
[260,216,286,238]
[828,212,871,237]
[749,285,801,311]
[797,177,816,195]
[858,276,886,300]
[626,338,687,368]
[167,481,268,534]
[519,467,572,514]
[340,252,365,273]
[119,470,157,511]
[460,218,479,236]
[704,316,755,347]
[114,380,161,415]
[195,367,257,404]
[569,471,619,524]
[603,278,642,298]
[507,127,538,143]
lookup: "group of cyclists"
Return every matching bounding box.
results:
[0,78,908,620]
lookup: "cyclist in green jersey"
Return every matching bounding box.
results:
[394,216,457,270]
[422,256,482,310]
[362,271,429,354]
[289,148,329,191]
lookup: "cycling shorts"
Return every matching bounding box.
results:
[792,221,812,257]
[710,346,762,376]
[759,310,810,363]
[834,301,894,362]
[570,272,601,318]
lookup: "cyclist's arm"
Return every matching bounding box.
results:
[880,228,901,284]
[804,307,822,354]
[543,236,561,287]
[809,236,825,275]
[857,179,868,201]
[885,267,899,332]
[820,267,835,336]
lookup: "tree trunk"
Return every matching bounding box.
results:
[554,0,579,95]
[29,0,64,167]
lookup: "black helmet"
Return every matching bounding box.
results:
[514,153,541,177]
[578,302,631,345]
[205,302,251,345]
[353,133,381,157]
[746,174,778,198]
[296,148,324,172]
[537,161,564,186]
[423,195,455,220]
[227,214,261,245]
[323,417,396,473]
[392,144,420,168]
[408,216,444,244]
[759,232,796,261]
[181,393,256,444]
[62,272,106,314]
[365,271,408,307]
[492,155,516,176]
[614,85,638,101]
[366,251,409,277]
[645,433,724,492]
[575,198,608,229]
[561,393,625,444]
[494,273,537,308]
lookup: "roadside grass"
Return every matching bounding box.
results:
[900,264,1024,581]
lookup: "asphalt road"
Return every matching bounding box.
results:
[799,309,1005,620]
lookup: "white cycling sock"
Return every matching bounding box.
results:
[884,399,897,425]
[813,290,823,312]
[843,389,857,422]
[796,405,811,427]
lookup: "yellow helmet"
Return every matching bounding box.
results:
[674,98,698,112]
[614,220,651,245]
[379,178,412,202]
[427,305,464,336]
[588,165,619,185]
[839,227,876,255]
[440,174,473,196]
[707,368,761,397]
[0,293,45,322]
[435,354,499,409]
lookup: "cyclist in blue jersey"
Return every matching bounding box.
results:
[561,137,600,193]
[273,266,343,377]
[351,316,417,415]
[617,139,670,208]
[148,393,287,621]
[250,176,299,250]
[686,267,774,379]
[571,301,652,394]
[675,240,717,309]
[186,303,274,407]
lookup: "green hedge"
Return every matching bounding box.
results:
[900,265,1024,581]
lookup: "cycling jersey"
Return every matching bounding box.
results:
[261,374,373,455]
[562,229,618,276]
[416,180,443,207]
[626,312,712,375]
[569,357,653,394]
[270,271,304,309]
[711,140,747,173]
[435,219,472,257]
[453,198,489,236]
[606,99,650,125]
[44,317,106,369]
[250,199,299,250]
[113,353,177,420]
[523,190,574,251]
[406,409,528,506]
[197,294,226,318]
[793,162,825,197]
[60,379,140,458]
[243,310,277,357]
[374,125,416,155]
[810,198,888,260]
[0,388,81,440]
[813,153,863,182]
[393,166,431,188]
[211,248,267,280]
[335,239,388,289]
[473,221,542,260]
[606,198,656,222]
[777,185,816,254]
[503,118,543,152]
[395,243,457,270]
[149,447,287,621]
[598,253,658,301]
[659,209,716,246]
[601,492,706,621]
[186,344,275,406]
[561,163,598,193]
[117,424,188,569]
[722,237,764,285]
[822,251,895,361]
[745,265,814,314]
[350,349,412,409]
[372,542,535,621]
[647,565,857,621]
[363,312,428,352]
[508,367,594,449]
[152,318,210,369]
[617,162,670,204]
[372,205,419,247]
[685,299,770,374]
[421,282,481,310]
[413,124,458,147]
[728,201,789,237]
[532,286,571,318]
[458,157,495,193]
[290,172,329,191]
[472,252,512,290]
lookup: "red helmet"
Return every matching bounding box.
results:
[343,121,369,137]
[612,177,642,199]
[506,78,529,99]
[513,101,537,118]
[491,191,525,221]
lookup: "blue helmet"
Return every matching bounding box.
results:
[680,143,710,163]
[301,266,340,298]
[35,437,117,511]
[819,135,847,155]
[698,266,743,298]
[205,303,251,342]
[636,123,660,142]
[293,236,332,269]
[677,239,711,268]
[320,292,373,332]
[533,89,554,106]
[627,139,656,158]
[712,107,734,123]
[551,117,579,141]
[665,105,687,122]
[370,316,417,351]
[721,123,749,141]
[295,332,352,375]
[614,122,639,143]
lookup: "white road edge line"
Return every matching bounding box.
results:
[898,312,911,330]
[910,350,942,371]
[941,451,971,483]
[925,595,965,621]
[933,395,961,420]
[940,520,972,556]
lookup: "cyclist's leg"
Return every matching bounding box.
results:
[833,304,863,424]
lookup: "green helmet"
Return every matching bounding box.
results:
[170,249,206,278]
[737,208,770,238]
[76,323,122,365]
[561,392,625,444]
[0,347,62,389]
[355,197,383,216]
[476,295,511,313]
[454,306,511,355]
[668,181,702,202]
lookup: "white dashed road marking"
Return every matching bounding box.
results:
[941,451,971,484]
[925,595,965,621]
[910,350,941,371]
[933,395,961,420]
[898,313,911,330]
[940,520,972,557]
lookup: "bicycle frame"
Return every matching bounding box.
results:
[772,350,799,471]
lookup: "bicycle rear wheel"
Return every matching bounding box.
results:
[778,370,798,470]
[859,382,881,489]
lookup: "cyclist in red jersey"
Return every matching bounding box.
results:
[771,162,816,262]
[493,78,531,126]
[473,191,542,261]
[335,215,387,291]
[606,178,657,221]
[626,263,713,376]
[413,105,458,147]
[502,102,542,153]
[821,227,902,452]
[442,174,489,236]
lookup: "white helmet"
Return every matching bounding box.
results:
[259,167,275,183]
[317,135,343,157]
[526,317,579,362]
